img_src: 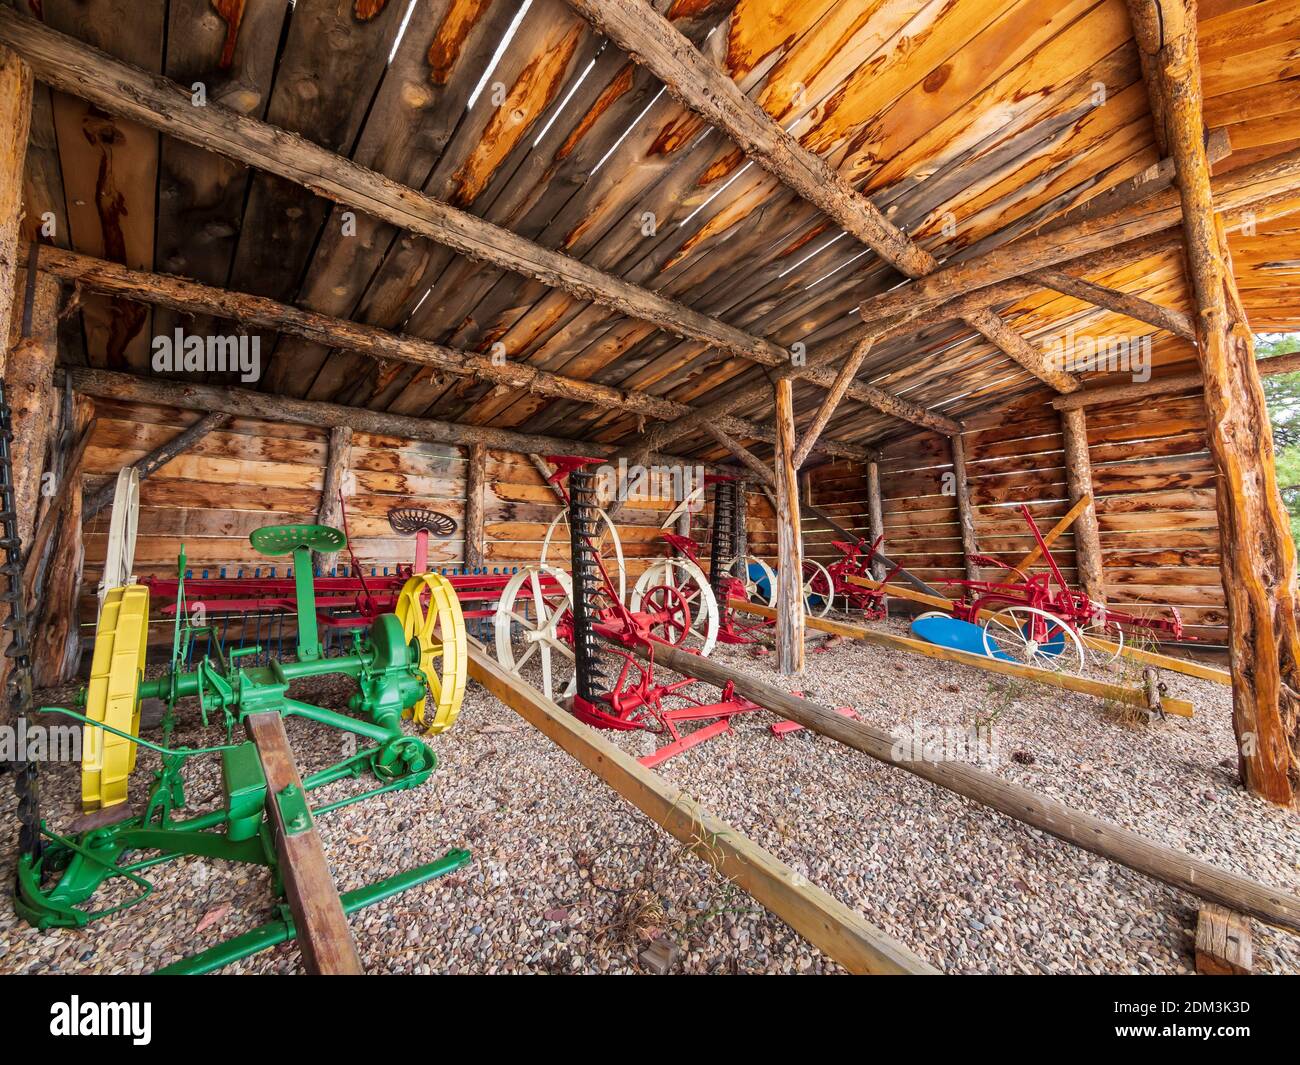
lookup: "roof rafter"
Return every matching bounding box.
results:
[0,7,938,442]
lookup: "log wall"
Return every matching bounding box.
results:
[807,371,1226,644]
[76,399,779,628]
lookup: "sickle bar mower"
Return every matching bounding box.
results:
[494,459,759,767]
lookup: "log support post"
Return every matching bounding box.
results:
[316,425,353,575]
[464,442,486,569]
[0,45,32,358]
[83,409,231,522]
[774,378,803,675]
[1128,0,1300,802]
[867,456,886,581]
[7,269,59,552]
[1059,408,1105,604]
[949,434,981,584]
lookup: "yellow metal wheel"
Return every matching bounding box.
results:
[81,584,150,811]
[394,573,467,734]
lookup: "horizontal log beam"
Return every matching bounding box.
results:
[1030,268,1196,340]
[0,9,932,438]
[60,367,731,472]
[632,634,1300,933]
[858,146,1300,323]
[1050,351,1300,410]
[36,248,871,463]
[83,411,228,521]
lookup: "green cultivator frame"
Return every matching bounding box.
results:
[11,521,471,972]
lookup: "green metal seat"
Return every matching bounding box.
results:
[249,524,345,558]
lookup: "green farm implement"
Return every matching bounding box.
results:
[10,519,470,972]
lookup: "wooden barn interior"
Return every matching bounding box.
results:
[0,0,1298,976]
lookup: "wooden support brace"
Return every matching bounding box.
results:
[465,644,935,974]
[791,337,875,469]
[0,45,32,355]
[244,713,364,974]
[703,424,774,487]
[866,459,886,581]
[83,410,230,522]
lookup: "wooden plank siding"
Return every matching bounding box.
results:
[77,398,780,622]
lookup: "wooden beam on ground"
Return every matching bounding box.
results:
[703,424,775,488]
[465,644,935,974]
[0,14,928,446]
[82,409,230,522]
[1050,351,1300,410]
[773,379,803,675]
[1195,905,1252,975]
[33,250,871,464]
[1030,268,1196,340]
[60,367,727,474]
[1059,411,1105,603]
[315,425,353,574]
[464,443,486,569]
[949,435,981,584]
[0,45,31,356]
[842,573,1230,685]
[562,0,1081,394]
[736,599,1193,717]
[1009,495,1092,580]
[792,337,876,469]
[857,145,1300,325]
[1128,0,1300,804]
[244,712,364,974]
[635,633,1300,933]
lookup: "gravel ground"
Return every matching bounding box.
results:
[1,611,1297,975]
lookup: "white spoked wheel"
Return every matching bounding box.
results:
[493,565,577,701]
[540,507,626,606]
[801,559,835,618]
[981,606,1085,674]
[630,557,719,657]
[741,556,777,608]
[1080,613,1126,666]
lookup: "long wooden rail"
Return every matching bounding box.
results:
[624,640,1300,933]
[245,712,364,974]
[465,645,938,974]
[735,600,1194,717]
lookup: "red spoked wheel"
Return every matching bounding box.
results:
[641,584,692,646]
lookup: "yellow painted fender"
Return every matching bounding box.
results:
[82,584,149,810]
[394,573,467,734]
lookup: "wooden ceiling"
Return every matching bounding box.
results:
[16,0,1300,464]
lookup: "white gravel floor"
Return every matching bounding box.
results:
[2,612,1297,975]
